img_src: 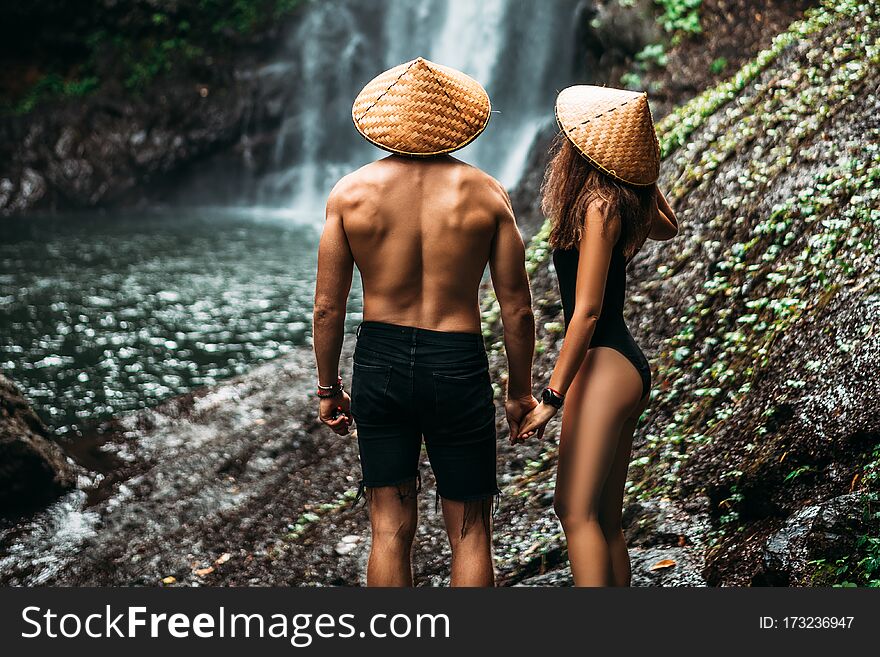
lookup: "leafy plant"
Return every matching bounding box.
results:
[620,71,643,90]
[710,57,728,74]
[654,0,703,37]
[636,43,668,67]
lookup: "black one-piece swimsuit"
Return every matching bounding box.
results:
[553,242,651,399]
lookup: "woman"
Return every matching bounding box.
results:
[516,86,678,586]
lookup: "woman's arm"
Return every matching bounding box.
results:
[513,204,618,441]
[648,186,678,241]
[547,204,618,396]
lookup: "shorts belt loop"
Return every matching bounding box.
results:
[356,323,362,338]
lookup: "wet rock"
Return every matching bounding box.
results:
[760,494,865,586]
[334,535,361,556]
[0,375,78,516]
[0,178,13,208]
[53,127,78,159]
[630,547,706,587]
[625,498,711,549]
[514,567,573,587]
[19,168,46,207]
[579,0,662,79]
[0,48,285,216]
[514,545,706,587]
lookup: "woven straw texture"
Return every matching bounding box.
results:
[352,57,491,157]
[555,85,660,186]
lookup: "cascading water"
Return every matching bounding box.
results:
[254,0,582,212]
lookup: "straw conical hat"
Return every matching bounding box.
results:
[555,85,660,186]
[352,57,491,157]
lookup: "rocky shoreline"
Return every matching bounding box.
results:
[0,336,707,587]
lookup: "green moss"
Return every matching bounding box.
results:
[654,0,704,36]
[6,74,100,115]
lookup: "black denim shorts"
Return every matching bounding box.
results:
[350,321,498,502]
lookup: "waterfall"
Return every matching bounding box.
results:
[253,0,581,213]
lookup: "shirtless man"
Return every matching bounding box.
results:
[312,58,536,587]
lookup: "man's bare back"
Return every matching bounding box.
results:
[328,154,514,334]
[315,153,535,404]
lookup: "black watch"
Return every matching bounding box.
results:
[541,387,565,409]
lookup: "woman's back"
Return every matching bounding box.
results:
[552,240,651,398]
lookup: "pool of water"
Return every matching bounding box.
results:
[0,208,362,433]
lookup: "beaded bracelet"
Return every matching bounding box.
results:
[316,376,344,398]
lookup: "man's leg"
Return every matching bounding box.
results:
[366,480,418,587]
[440,497,494,587]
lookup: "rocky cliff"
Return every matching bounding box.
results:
[497,0,880,586]
[0,1,308,216]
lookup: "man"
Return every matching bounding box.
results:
[312,57,536,587]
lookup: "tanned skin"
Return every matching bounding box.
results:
[313,154,536,587]
[516,186,677,586]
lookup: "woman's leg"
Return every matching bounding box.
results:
[553,347,644,586]
[599,396,649,586]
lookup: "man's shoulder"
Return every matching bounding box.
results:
[453,161,503,189]
[453,163,509,208]
[466,168,514,222]
[328,163,383,207]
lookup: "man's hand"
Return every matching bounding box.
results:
[319,392,352,436]
[505,395,538,444]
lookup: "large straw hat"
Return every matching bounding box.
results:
[555,85,660,186]
[352,57,491,157]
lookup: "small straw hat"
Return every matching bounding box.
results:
[555,85,660,186]
[352,57,491,157]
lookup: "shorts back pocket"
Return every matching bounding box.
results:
[432,369,494,434]
[351,362,392,421]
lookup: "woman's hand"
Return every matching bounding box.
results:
[514,402,559,442]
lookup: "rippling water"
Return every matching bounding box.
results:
[0,208,362,433]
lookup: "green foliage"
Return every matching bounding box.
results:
[812,504,880,587]
[3,0,311,114]
[654,0,703,36]
[636,43,668,67]
[620,72,643,90]
[817,450,880,586]
[656,0,864,160]
[621,0,699,79]
[709,57,728,74]
[783,465,814,483]
[5,74,99,115]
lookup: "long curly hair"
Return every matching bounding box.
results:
[541,134,656,259]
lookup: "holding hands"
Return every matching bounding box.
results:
[505,395,538,444]
[515,401,558,442]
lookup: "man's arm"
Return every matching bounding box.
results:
[313,186,354,434]
[488,190,536,436]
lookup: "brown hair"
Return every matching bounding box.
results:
[541,134,655,259]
